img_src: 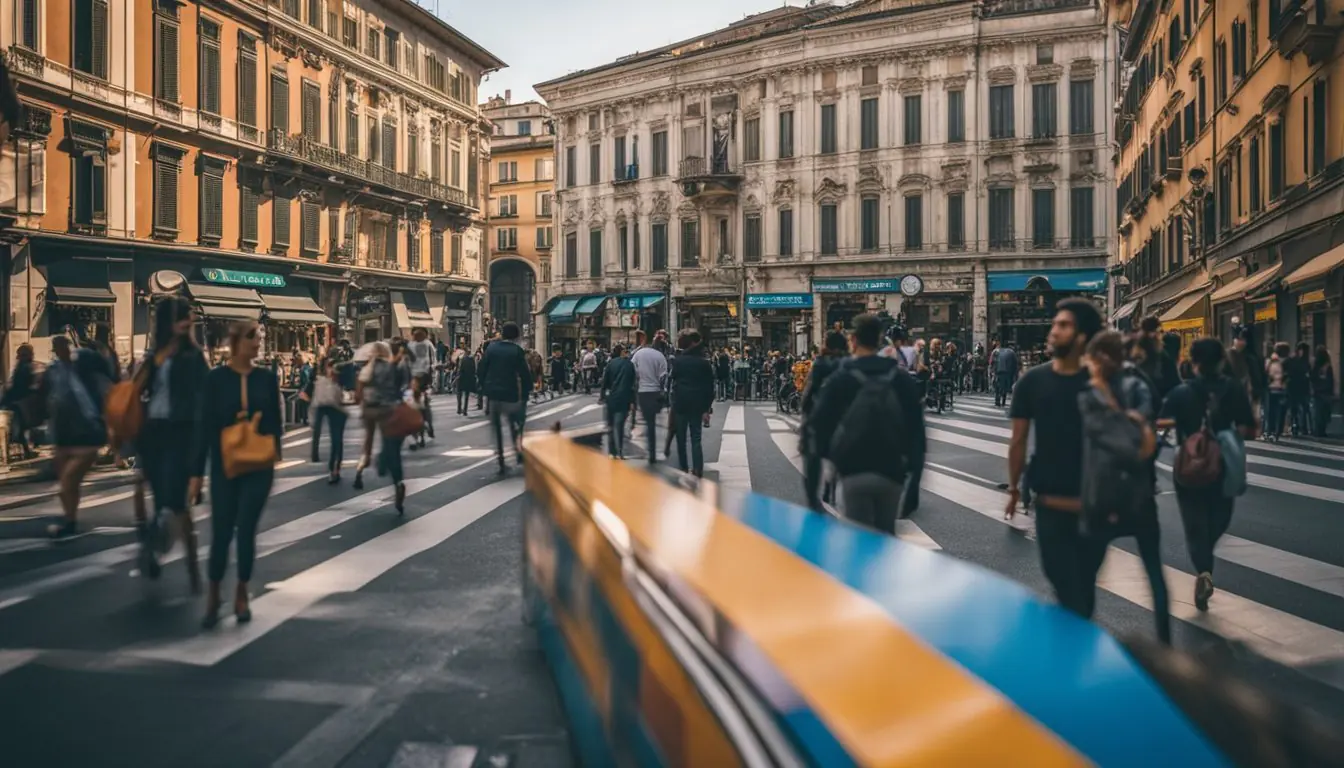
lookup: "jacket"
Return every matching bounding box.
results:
[140,342,209,424]
[477,340,531,403]
[631,346,668,393]
[601,356,637,412]
[456,355,478,392]
[809,354,927,483]
[670,344,715,416]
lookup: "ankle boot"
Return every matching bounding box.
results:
[234,582,252,623]
[202,582,222,629]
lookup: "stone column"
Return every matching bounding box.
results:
[811,292,825,343]
[973,260,989,348]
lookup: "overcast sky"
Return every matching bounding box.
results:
[421,0,807,104]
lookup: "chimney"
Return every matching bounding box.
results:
[505,89,511,104]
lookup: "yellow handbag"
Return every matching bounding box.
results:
[220,370,278,479]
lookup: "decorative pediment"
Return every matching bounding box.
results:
[614,207,627,224]
[988,66,1016,86]
[898,77,925,95]
[856,165,885,194]
[814,177,847,203]
[1070,58,1098,79]
[676,200,698,219]
[943,73,970,90]
[985,171,1018,188]
[742,193,762,212]
[772,178,796,204]
[563,200,582,226]
[650,191,671,221]
[1027,64,1063,83]
[587,199,606,226]
[897,173,932,192]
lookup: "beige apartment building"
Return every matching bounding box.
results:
[1114,0,1343,378]
[0,0,501,375]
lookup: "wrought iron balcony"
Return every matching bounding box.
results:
[267,130,472,209]
[678,156,740,180]
[1277,2,1337,64]
[614,164,639,184]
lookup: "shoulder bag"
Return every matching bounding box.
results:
[104,346,172,441]
[221,370,278,479]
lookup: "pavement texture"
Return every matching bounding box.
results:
[1,388,1343,766]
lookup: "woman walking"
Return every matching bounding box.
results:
[311,358,348,483]
[354,341,410,511]
[191,321,282,628]
[1311,346,1336,437]
[455,348,477,415]
[136,296,208,587]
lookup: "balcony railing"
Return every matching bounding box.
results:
[268,130,471,209]
[678,156,738,179]
[614,164,640,184]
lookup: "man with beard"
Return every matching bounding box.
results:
[1004,298,1106,620]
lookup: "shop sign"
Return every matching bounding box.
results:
[202,268,286,289]
[1297,289,1328,306]
[1254,298,1278,323]
[812,277,903,294]
[1163,318,1205,332]
[746,293,813,310]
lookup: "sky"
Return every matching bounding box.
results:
[416,0,809,104]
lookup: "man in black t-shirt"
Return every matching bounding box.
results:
[1006,298,1107,620]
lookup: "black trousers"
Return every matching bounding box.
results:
[1034,504,1109,620]
[674,412,705,477]
[207,468,273,583]
[316,407,346,473]
[139,419,192,517]
[1175,485,1235,575]
[637,392,662,464]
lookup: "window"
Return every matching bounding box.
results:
[497,194,517,217]
[1232,19,1247,80]
[282,0,298,18]
[614,224,628,271]
[1032,84,1056,138]
[589,142,600,185]
[564,146,577,187]
[905,195,924,251]
[384,28,399,68]
[1036,43,1054,65]
[301,79,320,140]
[680,219,700,267]
[424,55,446,92]
[342,17,357,48]
[779,208,794,258]
[744,214,762,262]
[430,127,442,182]
[240,173,259,248]
[1170,15,1183,63]
[947,192,965,250]
[779,110,794,159]
[382,118,397,170]
[1198,71,1207,127]
[69,123,108,231]
[1183,101,1196,145]
[154,8,179,102]
[451,233,463,274]
[1269,120,1284,199]
[1214,37,1228,103]
[903,95,922,145]
[1312,79,1327,176]
[535,227,553,250]
[819,104,837,154]
[306,0,321,29]
[632,223,641,269]
[947,90,965,143]
[20,0,38,50]
[152,144,183,237]
[988,188,1014,249]
[74,0,109,79]
[1250,0,1260,61]
[652,223,668,272]
[1032,188,1055,248]
[346,105,359,156]
[272,195,292,252]
[860,196,880,252]
[301,199,321,256]
[271,69,289,133]
[860,98,879,150]
[614,136,626,180]
[535,157,554,181]
[652,131,668,176]
[562,232,578,277]
[497,161,517,182]
[744,117,761,161]
[366,27,379,60]
[1217,159,1232,231]
[1249,134,1263,214]
[989,85,1014,139]
[406,125,419,176]
[588,113,600,131]
[819,204,838,256]
[537,191,553,217]
[450,148,461,188]
[235,38,257,131]
[514,120,531,136]
[430,230,445,273]
[496,227,518,251]
[199,156,225,245]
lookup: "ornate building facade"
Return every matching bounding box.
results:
[0,0,500,373]
[534,0,1113,357]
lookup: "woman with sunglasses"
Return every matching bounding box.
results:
[190,321,282,628]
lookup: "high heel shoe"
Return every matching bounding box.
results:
[202,582,222,629]
[394,483,406,515]
[352,470,364,490]
[234,583,252,623]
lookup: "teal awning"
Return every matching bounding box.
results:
[987,268,1107,293]
[617,293,666,310]
[575,295,609,315]
[548,297,581,322]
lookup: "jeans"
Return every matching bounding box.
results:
[379,433,405,484]
[1175,484,1235,575]
[1314,395,1334,437]
[994,373,1012,407]
[840,473,903,535]
[490,400,524,466]
[1265,390,1288,437]
[1288,391,1311,435]
[318,407,346,473]
[310,406,326,462]
[207,468,273,583]
[457,388,472,414]
[1034,503,1109,620]
[606,406,628,458]
[637,392,662,464]
[674,411,705,477]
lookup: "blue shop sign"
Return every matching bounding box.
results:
[202,268,286,289]
[812,277,902,294]
[746,293,814,310]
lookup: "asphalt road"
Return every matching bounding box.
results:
[2,386,1343,766]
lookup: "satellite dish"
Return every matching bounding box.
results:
[150,270,186,294]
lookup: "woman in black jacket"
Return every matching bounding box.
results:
[670,331,716,477]
[455,352,477,415]
[800,331,849,512]
[191,320,282,628]
[137,295,209,588]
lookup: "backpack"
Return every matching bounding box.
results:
[49,354,108,445]
[1174,384,1223,489]
[1079,376,1150,534]
[829,367,906,476]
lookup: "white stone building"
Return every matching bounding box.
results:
[533,0,1114,357]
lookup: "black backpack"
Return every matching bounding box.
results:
[1079,371,1151,535]
[829,367,906,475]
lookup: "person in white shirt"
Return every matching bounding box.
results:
[406,328,437,448]
[579,342,599,394]
[630,338,670,464]
[310,358,348,484]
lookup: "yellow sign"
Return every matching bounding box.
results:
[1254,298,1278,323]
[1298,289,1327,306]
[1162,317,1205,331]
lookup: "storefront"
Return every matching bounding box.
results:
[1109,300,1140,332]
[186,268,333,368]
[811,276,926,338]
[391,290,436,336]
[678,296,740,350]
[1209,263,1282,346]
[7,240,133,366]
[1284,244,1344,365]
[442,291,473,350]
[350,290,391,343]
[608,292,666,347]
[746,293,813,354]
[1158,284,1211,358]
[987,268,1107,354]
[544,294,608,355]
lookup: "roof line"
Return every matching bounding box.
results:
[392,1,507,72]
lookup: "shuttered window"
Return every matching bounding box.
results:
[1069,79,1094,135]
[651,224,667,272]
[1069,187,1095,247]
[199,157,225,245]
[819,205,838,256]
[73,0,109,78]
[989,188,1014,249]
[21,0,37,50]
[904,195,923,251]
[903,95,922,146]
[152,145,183,236]
[564,232,578,277]
[680,219,700,267]
[407,225,421,271]
[199,20,220,115]
[819,104,837,154]
[301,79,320,140]
[778,209,793,257]
[271,70,289,133]
[272,195,291,251]
[589,228,603,276]
[430,129,441,182]
[155,14,179,102]
[989,85,1014,139]
[382,119,397,170]
[1031,83,1056,138]
[744,214,762,263]
[407,126,419,176]
[1032,188,1055,248]
[72,153,106,227]
[450,233,463,274]
[386,216,399,267]
[430,230,444,273]
[861,196,880,251]
[947,90,965,143]
[860,98,879,150]
[328,82,339,148]
[346,107,359,156]
[237,38,257,128]
[240,173,259,248]
[368,117,379,164]
[947,192,965,250]
[300,199,321,256]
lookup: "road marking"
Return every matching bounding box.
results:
[767,432,940,550]
[0,649,39,678]
[952,402,1008,418]
[122,478,525,666]
[707,431,751,491]
[453,402,575,432]
[574,403,601,416]
[722,405,744,432]
[921,469,1344,665]
[765,418,793,432]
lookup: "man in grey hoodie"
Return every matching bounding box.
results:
[630,337,670,464]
